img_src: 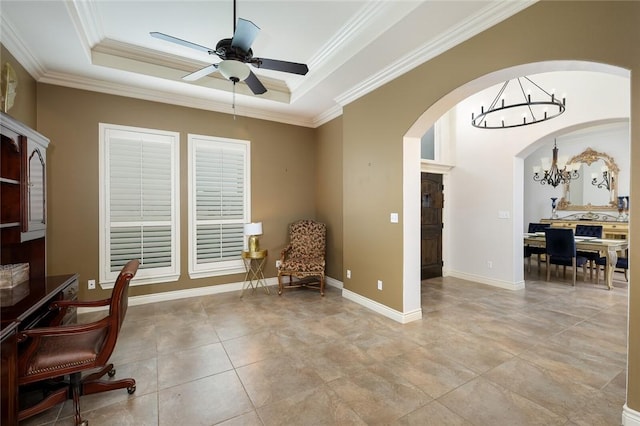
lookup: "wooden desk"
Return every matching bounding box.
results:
[0,274,78,425]
[524,235,627,290]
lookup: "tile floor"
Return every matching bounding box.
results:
[20,266,629,425]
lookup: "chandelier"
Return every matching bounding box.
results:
[472,76,566,129]
[591,165,613,190]
[532,140,579,188]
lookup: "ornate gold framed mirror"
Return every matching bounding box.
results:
[558,147,619,210]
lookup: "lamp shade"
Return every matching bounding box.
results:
[244,222,263,236]
[218,60,250,82]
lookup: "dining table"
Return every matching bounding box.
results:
[523,233,628,290]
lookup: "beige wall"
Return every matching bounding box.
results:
[342,0,639,412]
[36,83,320,300]
[1,45,37,127]
[3,0,639,413]
[315,116,343,280]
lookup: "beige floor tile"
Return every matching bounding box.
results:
[236,355,325,408]
[158,370,253,425]
[438,376,567,425]
[392,400,473,426]
[222,329,309,368]
[328,365,431,424]
[483,357,600,418]
[60,392,158,426]
[20,276,628,426]
[217,410,264,426]
[157,342,233,389]
[257,384,365,425]
[382,345,477,398]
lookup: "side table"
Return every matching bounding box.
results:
[240,250,269,297]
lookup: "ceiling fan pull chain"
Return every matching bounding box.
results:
[232,80,237,120]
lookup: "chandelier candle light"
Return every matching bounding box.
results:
[244,222,263,253]
[591,165,613,190]
[471,76,566,129]
[532,140,579,188]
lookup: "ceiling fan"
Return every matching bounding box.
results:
[150,0,309,95]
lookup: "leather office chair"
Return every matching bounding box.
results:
[525,223,549,273]
[277,219,327,296]
[575,224,603,280]
[545,228,588,286]
[17,259,139,426]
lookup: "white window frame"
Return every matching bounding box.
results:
[99,123,180,288]
[188,134,250,279]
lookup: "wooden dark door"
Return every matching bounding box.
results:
[421,173,443,279]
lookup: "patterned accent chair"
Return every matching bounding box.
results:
[278,219,327,296]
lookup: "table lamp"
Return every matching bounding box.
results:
[244,222,263,253]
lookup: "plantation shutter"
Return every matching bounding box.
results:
[189,135,249,276]
[100,124,180,286]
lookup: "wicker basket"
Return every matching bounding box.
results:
[0,263,30,289]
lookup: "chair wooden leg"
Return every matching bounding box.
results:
[18,386,68,421]
[70,373,86,426]
[546,258,551,282]
[571,259,576,286]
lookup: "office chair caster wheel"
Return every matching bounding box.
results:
[108,368,116,377]
[127,385,136,394]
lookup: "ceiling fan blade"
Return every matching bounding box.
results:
[150,32,215,55]
[183,64,218,81]
[251,58,309,75]
[230,18,260,52]
[244,71,267,95]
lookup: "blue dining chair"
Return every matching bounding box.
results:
[545,228,588,286]
[575,224,603,281]
[595,252,629,284]
[525,223,549,273]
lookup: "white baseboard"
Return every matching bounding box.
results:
[79,275,344,314]
[623,404,640,426]
[81,273,419,323]
[447,270,525,290]
[341,288,422,323]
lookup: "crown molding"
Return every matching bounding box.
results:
[0,13,46,79]
[335,0,536,108]
[38,71,316,128]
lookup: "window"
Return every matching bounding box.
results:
[188,134,250,278]
[99,123,180,287]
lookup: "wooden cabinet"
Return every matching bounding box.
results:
[540,218,628,240]
[1,112,50,279]
[21,137,47,241]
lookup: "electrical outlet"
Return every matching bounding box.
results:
[377,280,383,290]
[88,279,96,290]
[275,260,282,269]
[346,269,351,279]
[487,261,493,269]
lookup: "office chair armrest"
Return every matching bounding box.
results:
[50,298,111,310]
[18,316,110,341]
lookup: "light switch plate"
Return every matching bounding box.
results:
[390,213,399,223]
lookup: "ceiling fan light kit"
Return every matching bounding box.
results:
[150,0,308,99]
[218,60,250,82]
